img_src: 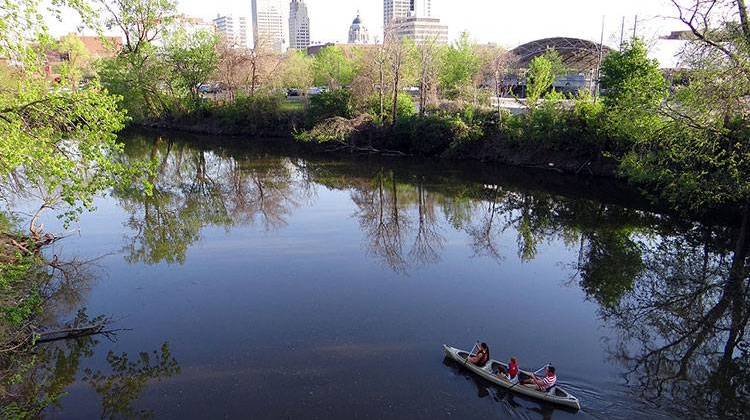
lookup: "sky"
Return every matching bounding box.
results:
[50,0,688,54]
[181,0,686,47]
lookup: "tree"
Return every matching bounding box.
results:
[477,45,514,114]
[214,39,252,101]
[0,0,145,235]
[600,40,666,111]
[617,2,750,218]
[274,50,313,91]
[413,35,442,115]
[524,54,555,109]
[164,28,219,105]
[438,32,480,99]
[97,0,177,120]
[384,34,415,126]
[97,0,176,54]
[57,34,92,89]
[312,45,357,89]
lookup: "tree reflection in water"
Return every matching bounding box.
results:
[1,244,180,417]
[113,135,749,416]
[118,136,311,265]
[594,223,749,419]
[2,310,179,418]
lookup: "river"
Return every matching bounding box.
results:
[23,131,748,419]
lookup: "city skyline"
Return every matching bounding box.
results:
[50,0,685,49]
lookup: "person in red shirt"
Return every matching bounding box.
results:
[498,357,519,383]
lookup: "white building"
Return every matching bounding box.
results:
[213,14,250,48]
[384,0,432,28]
[252,0,285,52]
[391,16,448,45]
[289,0,310,50]
[348,12,370,44]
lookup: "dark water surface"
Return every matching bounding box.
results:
[32,132,748,419]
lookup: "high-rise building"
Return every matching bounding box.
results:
[289,0,310,50]
[390,16,448,45]
[348,12,370,44]
[213,15,250,48]
[251,0,285,52]
[384,0,431,28]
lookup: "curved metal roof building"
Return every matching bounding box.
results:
[510,37,614,71]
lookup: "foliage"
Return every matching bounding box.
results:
[56,34,92,88]
[599,39,667,149]
[368,92,416,123]
[525,54,557,109]
[275,50,313,90]
[312,46,357,89]
[438,32,480,99]
[308,89,352,123]
[164,28,219,106]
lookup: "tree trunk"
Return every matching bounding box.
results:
[391,62,400,127]
[738,0,750,45]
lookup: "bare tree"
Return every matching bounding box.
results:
[215,38,253,101]
[383,27,414,126]
[414,34,441,116]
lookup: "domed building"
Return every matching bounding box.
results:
[348,12,370,44]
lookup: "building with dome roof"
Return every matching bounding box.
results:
[348,12,370,44]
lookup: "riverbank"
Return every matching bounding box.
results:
[136,110,619,179]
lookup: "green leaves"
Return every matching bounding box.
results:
[164,28,219,105]
[438,32,480,99]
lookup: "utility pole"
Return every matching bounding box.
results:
[620,16,625,50]
[594,15,605,103]
[633,15,638,40]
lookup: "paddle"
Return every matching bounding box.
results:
[464,341,479,365]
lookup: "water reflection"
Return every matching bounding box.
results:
[595,223,750,418]
[2,309,180,418]
[113,133,748,417]
[0,245,180,417]
[119,137,309,264]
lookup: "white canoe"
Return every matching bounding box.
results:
[443,345,581,410]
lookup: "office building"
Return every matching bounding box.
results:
[391,16,448,45]
[252,0,285,52]
[289,0,310,50]
[384,0,432,28]
[213,15,250,48]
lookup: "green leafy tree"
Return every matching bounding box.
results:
[599,39,667,146]
[164,28,219,105]
[276,50,313,90]
[438,32,480,99]
[525,54,555,109]
[97,0,177,120]
[312,46,357,89]
[57,34,92,89]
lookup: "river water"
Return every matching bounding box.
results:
[28,131,748,419]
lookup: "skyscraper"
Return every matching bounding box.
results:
[213,15,250,49]
[384,0,431,28]
[251,0,285,52]
[289,0,310,50]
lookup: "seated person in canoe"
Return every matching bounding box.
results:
[522,365,557,392]
[468,342,489,367]
[496,357,519,383]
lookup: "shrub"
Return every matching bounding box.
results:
[308,89,352,123]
